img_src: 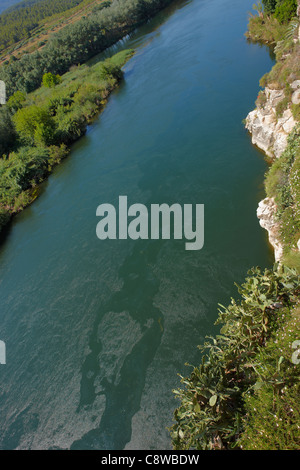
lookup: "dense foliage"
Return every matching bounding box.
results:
[265,125,300,270]
[3,0,48,14]
[250,7,300,268]
[239,306,300,449]
[171,4,300,451]
[263,0,297,22]
[42,72,62,88]
[0,0,87,52]
[263,0,278,12]
[246,1,298,43]
[170,266,300,450]
[0,0,173,230]
[0,0,31,15]
[0,49,133,232]
[0,0,172,97]
[0,106,17,156]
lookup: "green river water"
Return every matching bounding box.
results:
[0,0,274,450]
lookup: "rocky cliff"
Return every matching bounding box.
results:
[256,197,283,261]
[245,84,298,160]
[245,15,300,261]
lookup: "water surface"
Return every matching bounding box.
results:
[0,0,274,450]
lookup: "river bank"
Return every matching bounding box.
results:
[245,7,300,270]
[0,0,175,97]
[0,0,179,237]
[0,0,274,450]
[0,49,134,235]
[170,3,300,451]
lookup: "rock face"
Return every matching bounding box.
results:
[245,87,297,159]
[291,80,300,104]
[245,83,299,262]
[257,197,283,262]
[246,18,300,262]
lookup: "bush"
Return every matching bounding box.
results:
[239,307,300,450]
[274,0,297,24]
[0,208,11,231]
[170,266,300,450]
[262,0,278,14]
[246,14,288,44]
[291,103,300,121]
[0,107,17,156]
[256,90,267,108]
[0,0,171,97]
[13,105,56,146]
[265,125,300,264]
[7,90,26,113]
[0,50,133,233]
[276,96,290,117]
[42,72,62,88]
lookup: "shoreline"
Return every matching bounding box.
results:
[0,0,181,239]
[245,12,300,266]
[0,49,135,236]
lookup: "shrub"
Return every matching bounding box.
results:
[256,90,267,108]
[262,0,278,14]
[13,190,34,212]
[0,107,17,156]
[42,72,62,88]
[170,266,300,450]
[264,125,300,264]
[7,90,26,113]
[246,14,288,44]
[239,307,300,450]
[274,0,297,24]
[0,50,133,233]
[13,105,56,146]
[291,103,300,121]
[0,208,11,232]
[276,96,290,117]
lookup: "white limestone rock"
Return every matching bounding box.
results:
[257,197,283,261]
[292,89,300,105]
[245,87,297,159]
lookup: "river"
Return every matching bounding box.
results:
[0,0,274,450]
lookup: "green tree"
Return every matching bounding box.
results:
[274,0,297,22]
[170,266,300,450]
[0,107,17,156]
[13,105,56,145]
[7,91,26,113]
[42,72,62,88]
[262,0,278,13]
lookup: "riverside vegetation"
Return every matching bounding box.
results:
[0,0,174,96]
[0,0,299,451]
[0,0,103,53]
[170,0,300,450]
[0,49,134,232]
[0,0,113,62]
[247,0,300,269]
[0,0,176,232]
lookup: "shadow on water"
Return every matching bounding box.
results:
[246,37,276,62]
[72,241,164,450]
[88,0,191,66]
[0,0,275,451]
